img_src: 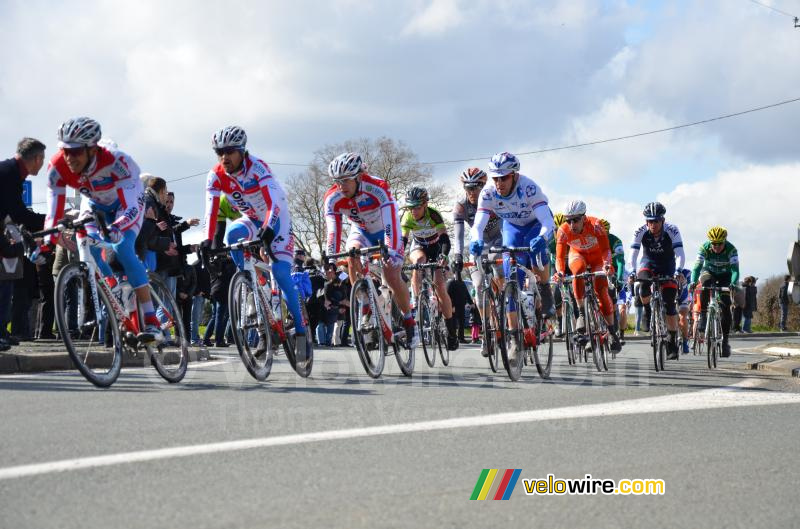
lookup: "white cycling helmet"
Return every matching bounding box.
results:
[328,152,365,180]
[487,151,520,177]
[564,200,587,217]
[58,117,101,149]
[212,126,247,150]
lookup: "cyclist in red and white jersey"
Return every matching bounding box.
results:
[201,126,308,359]
[322,152,415,343]
[38,117,162,342]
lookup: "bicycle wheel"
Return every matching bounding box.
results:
[391,299,414,376]
[532,316,554,378]
[147,273,189,383]
[280,290,314,378]
[228,271,273,381]
[417,295,435,368]
[651,300,662,372]
[586,299,606,373]
[350,279,385,378]
[563,300,576,366]
[500,281,524,381]
[707,312,718,369]
[54,263,123,387]
[483,290,501,373]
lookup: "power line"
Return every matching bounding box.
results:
[153,95,800,180]
[746,0,798,19]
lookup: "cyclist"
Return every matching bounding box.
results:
[677,268,692,354]
[629,201,686,360]
[38,117,162,343]
[691,226,739,358]
[322,152,416,345]
[553,202,621,352]
[452,167,503,356]
[401,187,459,350]
[469,152,556,362]
[599,218,627,343]
[201,126,309,361]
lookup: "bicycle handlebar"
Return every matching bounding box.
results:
[488,246,545,270]
[325,242,386,261]
[403,262,445,272]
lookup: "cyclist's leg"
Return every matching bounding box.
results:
[344,228,370,287]
[636,267,654,328]
[409,242,427,299]
[697,271,714,331]
[659,278,679,355]
[269,226,307,336]
[716,274,733,350]
[224,217,259,270]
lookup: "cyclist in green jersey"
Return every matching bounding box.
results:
[401,187,459,351]
[599,219,629,342]
[691,226,739,357]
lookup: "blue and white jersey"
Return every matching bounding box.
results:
[469,173,554,244]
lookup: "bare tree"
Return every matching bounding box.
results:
[286,136,450,257]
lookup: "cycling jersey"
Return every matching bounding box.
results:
[45,147,143,244]
[470,173,553,242]
[203,154,288,241]
[323,174,401,255]
[607,232,626,283]
[401,207,445,246]
[555,216,612,273]
[453,196,501,255]
[629,222,685,276]
[691,241,739,284]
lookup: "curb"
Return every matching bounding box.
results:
[746,358,800,378]
[0,348,212,375]
[619,331,799,342]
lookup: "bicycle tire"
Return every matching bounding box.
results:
[586,298,605,373]
[228,271,273,381]
[483,289,501,373]
[350,278,385,378]
[651,298,663,372]
[437,312,450,366]
[391,299,414,376]
[418,295,435,368]
[146,273,189,383]
[500,281,524,381]
[532,316,553,378]
[563,300,576,366]
[54,263,123,388]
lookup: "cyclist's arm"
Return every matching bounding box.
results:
[323,193,343,255]
[612,240,626,282]
[380,200,402,253]
[629,226,645,276]
[554,228,568,275]
[431,209,449,257]
[452,202,466,256]
[110,160,144,233]
[256,166,284,230]
[469,189,493,245]
[669,224,686,271]
[400,210,412,250]
[597,224,612,269]
[44,164,69,246]
[690,246,705,283]
[533,203,555,239]
[203,171,222,242]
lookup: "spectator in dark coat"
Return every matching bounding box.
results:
[0,138,47,231]
[446,270,473,343]
[191,260,211,346]
[778,275,790,331]
[206,254,235,347]
[742,276,758,333]
[305,258,325,342]
[318,264,344,346]
[338,273,352,346]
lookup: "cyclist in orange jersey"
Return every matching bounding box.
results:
[553,200,621,352]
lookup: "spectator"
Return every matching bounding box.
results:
[291,248,312,301]
[778,275,790,331]
[470,304,482,344]
[318,263,343,346]
[191,259,211,346]
[144,177,179,296]
[305,258,325,342]
[206,253,235,347]
[732,281,746,333]
[742,276,758,333]
[338,272,352,346]
[446,268,472,344]
[0,221,25,351]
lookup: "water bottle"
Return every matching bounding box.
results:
[523,291,536,327]
[378,285,392,322]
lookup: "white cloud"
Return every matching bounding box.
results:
[402,0,464,36]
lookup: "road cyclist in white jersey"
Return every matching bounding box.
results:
[200,126,309,362]
[468,151,556,362]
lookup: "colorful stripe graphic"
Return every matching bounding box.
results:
[470,469,522,500]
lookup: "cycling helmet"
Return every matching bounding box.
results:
[404,186,429,208]
[553,212,566,227]
[598,218,611,233]
[564,200,587,218]
[707,226,727,243]
[461,167,487,188]
[328,152,365,180]
[58,117,101,148]
[212,126,247,150]
[643,201,666,220]
[487,152,520,177]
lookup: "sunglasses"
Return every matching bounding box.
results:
[215,147,240,156]
[62,147,86,157]
[711,241,725,246]
[566,217,583,224]
[464,184,484,191]
[491,173,513,183]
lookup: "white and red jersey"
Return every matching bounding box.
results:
[45,147,143,244]
[203,155,288,240]
[323,174,401,255]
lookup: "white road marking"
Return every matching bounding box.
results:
[0,359,232,379]
[1,380,798,481]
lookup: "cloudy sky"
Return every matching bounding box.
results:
[2,0,799,280]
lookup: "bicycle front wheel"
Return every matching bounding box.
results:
[55,263,123,387]
[350,279,385,378]
[500,281,524,382]
[147,273,189,383]
[482,290,501,373]
[418,296,435,368]
[436,312,450,367]
[533,317,554,378]
[228,271,273,381]
[391,300,414,376]
[586,299,606,373]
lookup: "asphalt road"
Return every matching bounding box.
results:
[0,335,798,529]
